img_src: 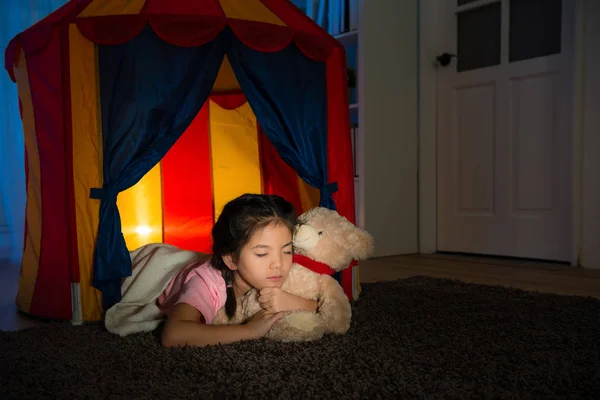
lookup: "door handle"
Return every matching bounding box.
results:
[436,53,457,67]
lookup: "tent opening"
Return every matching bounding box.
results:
[118,55,320,254]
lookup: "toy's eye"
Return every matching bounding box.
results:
[318,231,324,236]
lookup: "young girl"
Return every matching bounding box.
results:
[159,193,318,348]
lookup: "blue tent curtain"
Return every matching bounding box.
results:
[225,31,337,210]
[93,26,226,309]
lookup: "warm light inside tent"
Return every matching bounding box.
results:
[135,225,152,236]
[117,163,163,250]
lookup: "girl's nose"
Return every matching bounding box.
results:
[270,256,282,270]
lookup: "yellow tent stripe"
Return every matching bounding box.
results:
[69,25,104,321]
[118,163,164,251]
[218,0,285,26]
[79,0,146,17]
[297,177,320,212]
[213,55,241,92]
[14,49,42,314]
[210,101,262,220]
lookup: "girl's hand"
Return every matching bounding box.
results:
[258,287,296,313]
[259,287,318,313]
[244,309,284,339]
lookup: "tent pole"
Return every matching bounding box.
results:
[71,282,83,325]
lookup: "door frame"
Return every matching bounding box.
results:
[417,0,583,265]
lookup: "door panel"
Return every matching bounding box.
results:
[455,83,495,214]
[511,74,556,212]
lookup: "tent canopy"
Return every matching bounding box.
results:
[4,0,355,321]
[5,0,341,81]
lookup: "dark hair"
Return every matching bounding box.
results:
[211,193,297,318]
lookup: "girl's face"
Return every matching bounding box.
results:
[225,222,293,296]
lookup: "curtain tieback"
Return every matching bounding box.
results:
[90,186,118,201]
[320,182,338,196]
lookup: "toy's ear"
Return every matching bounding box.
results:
[347,228,375,260]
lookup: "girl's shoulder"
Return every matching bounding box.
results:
[187,258,225,284]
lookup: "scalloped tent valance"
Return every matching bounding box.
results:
[4,0,342,82]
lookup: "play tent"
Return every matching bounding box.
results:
[4,0,358,323]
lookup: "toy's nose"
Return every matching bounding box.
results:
[293,224,320,250]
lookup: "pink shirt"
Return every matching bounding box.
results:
[156,260,227,324]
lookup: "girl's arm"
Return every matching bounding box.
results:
[258,288,318,313]
[161,303,282,348]
[283,293,318,312]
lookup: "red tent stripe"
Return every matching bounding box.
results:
[61,25,80,284]
[27,27,72,319]
[162,102,214,254]
[326,46,355,299]
[258,125,304,215]
[210,92,247,110]
[326,47,354,224]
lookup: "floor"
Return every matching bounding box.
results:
[1,248,600,331]
[358,253,600,298]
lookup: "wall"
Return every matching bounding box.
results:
[580,0,600,268]
[360,0,419,257]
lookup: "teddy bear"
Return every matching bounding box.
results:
[212,206,375,342]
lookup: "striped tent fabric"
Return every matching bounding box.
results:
[4,0,358,322]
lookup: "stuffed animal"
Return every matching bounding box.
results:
[213,207,374,342]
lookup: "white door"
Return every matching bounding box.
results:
[436,0,574,261]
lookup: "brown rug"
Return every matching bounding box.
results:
[1,276,599,399]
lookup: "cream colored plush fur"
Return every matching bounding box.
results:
[213,207,375,342]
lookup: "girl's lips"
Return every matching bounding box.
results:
[267,276,282,280]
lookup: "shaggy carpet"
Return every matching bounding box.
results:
[1,276,599,399]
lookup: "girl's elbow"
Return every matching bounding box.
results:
[161,326,181,348]
[161,337,176,349]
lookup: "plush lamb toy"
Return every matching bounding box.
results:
[213,207,375,342]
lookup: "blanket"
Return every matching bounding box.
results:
[104,243,206,337]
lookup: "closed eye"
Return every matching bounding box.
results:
[256,253,268,258]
